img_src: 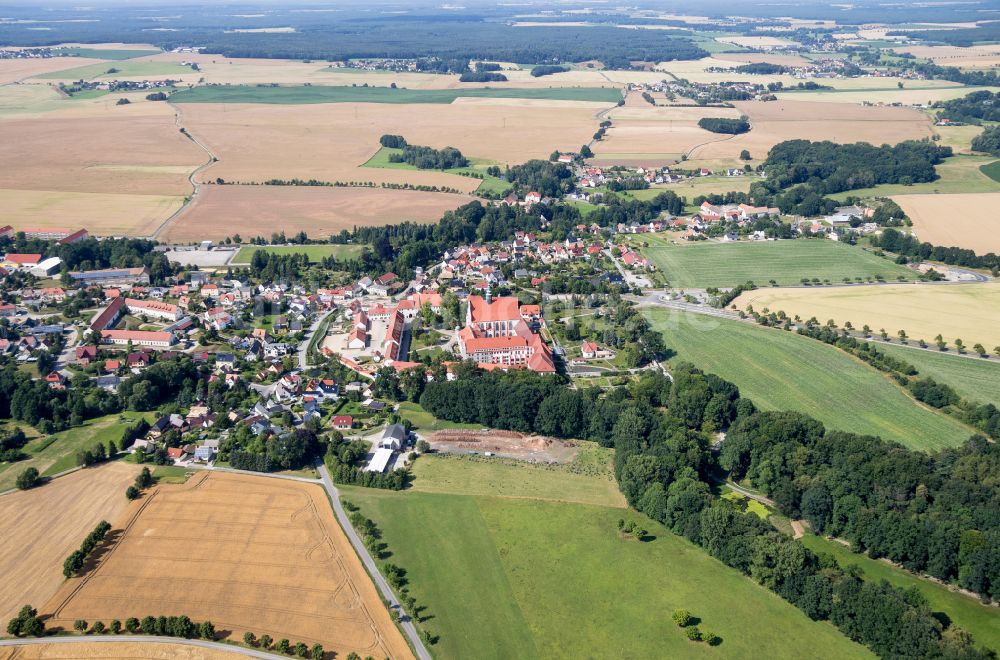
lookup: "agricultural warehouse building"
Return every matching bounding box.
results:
[19,227,74,240]
[57,228,90,245]
[70,266,150,286]
[89,297,126,332]
[365,447,395,473]
[100,329,176,348]
[380,423,407,450]
[30,257,63,277]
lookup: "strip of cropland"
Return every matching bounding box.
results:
[645,310,973,450]
[169,85,623,104]
[635,238,915,288]
[342,453,871,660]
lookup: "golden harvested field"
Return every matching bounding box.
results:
[0,462,140,624]
[712,52,814,67]
[0,189,184,235]
[179,101,598,184]
[161,184,465,242]
[894,44,1000,70]
[689,100,932,161]
[0,57,107,84]
[42,472,412,659]
[0,111,203,195]
[594,102,740,160]
[0,641,242,660]
[595,99,931,163]
[894,193,1000,254]
[734,283,1000,348]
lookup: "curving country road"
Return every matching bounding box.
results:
[149,103,218,240]
[316,463,433,660]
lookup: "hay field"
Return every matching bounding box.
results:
[0,189,183,235]
[0,641,242,659]
[0,57,107,84]
[688,100,933,161]
[179,101,598,186]
[895,192,1000,254]
[0,462,139,624]
[0,111,203,195]
[161,185,465,242]
[595,100,931,162]
[894,44,1000,69]
[734,283,1000,348]
[594,103,741,160]
[42,472,411,659]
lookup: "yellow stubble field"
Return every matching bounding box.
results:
[0,462,140,624]
[42,472,413,659]
[161,184,468,242]
[734,283,1000,348]
[894,192,1000,254]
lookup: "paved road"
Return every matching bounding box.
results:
[0,635,285,658]
[633,289,998,364]
[724,481,777,508]
[316,463,432,660]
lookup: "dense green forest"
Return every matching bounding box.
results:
[972,126,1000,157]
[697,117,751,135]
[936,91,1000,123]
[751,139,951,216]
[389,144,469,170]
[530,65,570,77]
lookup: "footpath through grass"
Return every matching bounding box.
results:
[645,310,973,450]
[801,534,1000,652]
[344,484,871,660]
[170,85,623,105]
[232,243,363,264]
[639,239,915,288]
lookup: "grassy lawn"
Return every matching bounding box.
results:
[232,243,363,264]
[639,240,914,288]
[343,487,871,660]
[981,159,1000,183]
[410,451,625,507]
[362,146,510,194]
[152,465,195,484]
[396,402,483,432]
[35,60,188,80]
[0,412,154,491]
[645,310,973,450]
[800,534,1000,653]
[828,155,1000,200]
[621,176,753,201]
[874,343,1000,406]
[170,85,623,105]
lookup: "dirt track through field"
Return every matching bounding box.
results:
[41,472,411,660]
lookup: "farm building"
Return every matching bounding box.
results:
[365,447,395,473]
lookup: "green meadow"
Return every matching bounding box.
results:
[645,310,973,450]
